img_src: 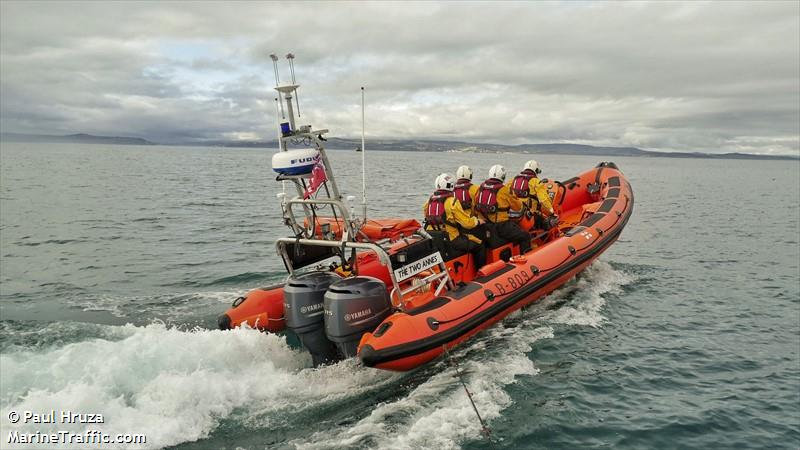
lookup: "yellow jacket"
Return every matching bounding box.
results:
[476,181,522,223]
[528,178,554,214]
[467,183,479,211]
[423,195,482,244]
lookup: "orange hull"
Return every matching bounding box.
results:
[358,164,633,371]
[218,284,286,332]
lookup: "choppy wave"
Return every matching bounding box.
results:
[1,325,310,449]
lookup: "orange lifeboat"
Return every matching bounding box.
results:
[219,162,632,373]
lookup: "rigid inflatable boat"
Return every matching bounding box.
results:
[218,55,634,372]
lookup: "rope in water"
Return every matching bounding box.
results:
[443,346,492,440]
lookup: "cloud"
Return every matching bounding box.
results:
[1,1,798,154]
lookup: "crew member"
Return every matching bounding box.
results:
[510,160,556,229]
[453,165,479,211]
[473,165,531,253]
[423,173,487,268]
[453,165,486,242]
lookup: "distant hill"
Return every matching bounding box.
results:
[1,133,155,146]
[3,132,796,160]
[198,137,799,161]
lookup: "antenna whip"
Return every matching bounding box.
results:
[269,54,280,85]
[270,54,285,119]
[286,53,301,117]
[361,87,367,222]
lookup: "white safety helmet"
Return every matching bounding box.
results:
[456,165,473,180]
[488,164,507,181]
[523,160,542,175]
[434,173,455,191]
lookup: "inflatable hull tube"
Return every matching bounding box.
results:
[218,284,286,332]
[358,164,633,371]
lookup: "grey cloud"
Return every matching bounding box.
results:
[1,1,798,155]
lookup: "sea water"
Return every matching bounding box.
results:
[0,143,798,449]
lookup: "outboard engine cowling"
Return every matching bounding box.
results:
[284,271,342,366]
[324,276,393,358]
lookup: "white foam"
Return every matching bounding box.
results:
[544,260,636,327]
[0,324,397,449]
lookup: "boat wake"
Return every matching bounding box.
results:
[0,260,635,449]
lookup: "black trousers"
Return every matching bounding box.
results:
[495,220,531,253]
[465,223,487,241]
[451,235,486,269]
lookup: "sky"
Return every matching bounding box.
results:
[1,1,798,155]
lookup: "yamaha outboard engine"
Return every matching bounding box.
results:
[284,271,342,367]
[324,276,393,358]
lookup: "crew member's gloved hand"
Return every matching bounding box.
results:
[546,215,559,230]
